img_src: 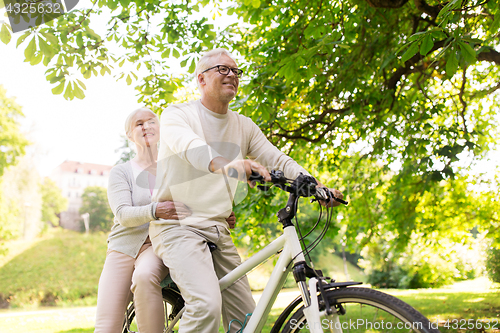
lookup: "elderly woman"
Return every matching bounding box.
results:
[94,107,235,333]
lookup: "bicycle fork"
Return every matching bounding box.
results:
[298,277,343,333]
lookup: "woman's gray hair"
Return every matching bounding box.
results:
[124,107,159,138]
[194,48,237,88]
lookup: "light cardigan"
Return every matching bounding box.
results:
[107,161,158,258]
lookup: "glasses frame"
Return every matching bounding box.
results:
[201,65,243,78]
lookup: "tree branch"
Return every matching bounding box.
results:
[386,39,447,90]
[413,0,442,19]
[364,0,410,8]
[477,48,500,65]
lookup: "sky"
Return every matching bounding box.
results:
[1,41,143,176]
[0,1,237,177]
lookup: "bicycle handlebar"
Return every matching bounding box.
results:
[227,168,348,205]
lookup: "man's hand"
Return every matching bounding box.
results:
[226,211,236,229]
[211,157,271,188]
[320,188,344,207]
[315,179,344,207]
[155,201,192,220]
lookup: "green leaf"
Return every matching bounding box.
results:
[458,41,476,64]
[76,33,83,48]
[420,34,434,56]
[16,31,30,47]
[52,81,65,95]
[172,48,180,58]
[41,32,58,45]
[188,58,196,74]
[252,0,261,8]
[76,79,87,90]
[63,83,74,100]
[0,23,11,45]
[490,12,500,34]
[73,84,85,99]
[401,42,419,63]
[445,51,459,77]
[126,74,132,85]
[31,52,43,65]
[38,37,52,58]
[161,48,171,59]
[24,37,36,62]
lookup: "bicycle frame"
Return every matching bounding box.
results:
[164,173,342,333]
[164,224,322,333]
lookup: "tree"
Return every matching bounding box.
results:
[0,86,30,248]
[0,155,43,242]
[0,85,29,178]
[40,177,68,227]
[79,186,114,232]
[2,0,499,276]
[115,134,136,165]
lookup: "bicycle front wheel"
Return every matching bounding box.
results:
[281,287,439,333]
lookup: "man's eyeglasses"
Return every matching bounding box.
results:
[202,65,243,78]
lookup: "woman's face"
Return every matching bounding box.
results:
[128,110,160,148]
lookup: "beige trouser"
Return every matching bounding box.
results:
[151,224,256,333]
[94,239,169,333]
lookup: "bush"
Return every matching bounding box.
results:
[362,237,478,289]
[486,247,500,283]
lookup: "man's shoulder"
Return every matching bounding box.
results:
[228,109,254,123]
[163,100,199,114]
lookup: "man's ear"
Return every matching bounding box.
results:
[198,73,206,86]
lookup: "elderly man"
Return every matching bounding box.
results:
[150,48,342,333]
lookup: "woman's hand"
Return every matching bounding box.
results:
[155,201,192,220]
[226,211,236,229]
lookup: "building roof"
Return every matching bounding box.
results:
[55,160,113,176]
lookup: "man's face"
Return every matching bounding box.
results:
[200,55,240,104]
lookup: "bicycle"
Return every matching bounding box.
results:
[123,171,440,333]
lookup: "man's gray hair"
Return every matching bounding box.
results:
[195,48,237,88]
[124,107,159,138]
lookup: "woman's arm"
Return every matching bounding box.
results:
[107,165,157,228]
[107,165,192,227]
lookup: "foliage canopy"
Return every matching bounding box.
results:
[1,0,499,280]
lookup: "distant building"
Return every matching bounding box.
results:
[50,161,113,231]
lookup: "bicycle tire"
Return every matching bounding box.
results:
[279,287,440,333]
[122,287,185,333]
[122,301,137,333]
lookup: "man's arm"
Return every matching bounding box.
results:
[161,106,222,172]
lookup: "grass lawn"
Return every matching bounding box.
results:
[0,229,108,308]
[0,230,498,332]
[1,280,499,333]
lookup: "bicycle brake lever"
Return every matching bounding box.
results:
[313,187,349,205]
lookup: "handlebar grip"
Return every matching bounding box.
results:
[249,171,264,182]
[333,196,348,205]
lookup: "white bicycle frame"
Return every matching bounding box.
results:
[165,225,329,333]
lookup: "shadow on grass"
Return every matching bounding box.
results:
[57,328,94,333]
